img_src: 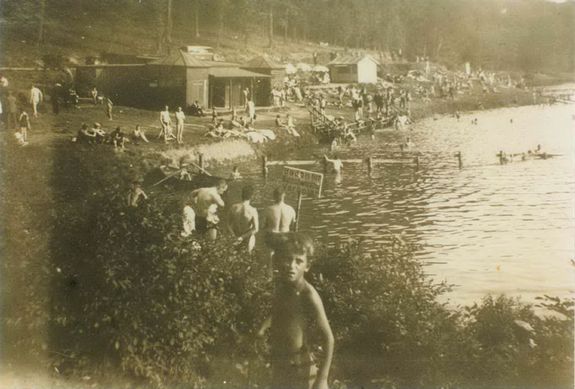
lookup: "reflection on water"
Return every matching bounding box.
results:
[220,103,575,305]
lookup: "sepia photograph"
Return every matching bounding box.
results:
[0,0,573,388]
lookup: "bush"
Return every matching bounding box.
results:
[51,193,272,387]
[309,239,458,388]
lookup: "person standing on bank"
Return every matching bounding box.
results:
[227,185,259,253]
[29,84,43,118]
[258,233,334,389]
[175,106,186,144]
[105,96,114,120]
[18,108,31,143]
[190,180,228,241]
[5,91,18,129]
[159,105,172,141]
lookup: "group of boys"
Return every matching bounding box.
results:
[75,122,134,150]
[182,178,333,389]
[159,105,186,144]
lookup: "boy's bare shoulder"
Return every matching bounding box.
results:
[301,281,323,306]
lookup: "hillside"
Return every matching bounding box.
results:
[2,0,573,73]
[0,5,342,69]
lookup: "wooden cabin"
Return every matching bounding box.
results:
[328,54,379,84]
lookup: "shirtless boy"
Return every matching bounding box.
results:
[191,179,228,240]
[227,185,259,252]
[262,188,296,233]
[259,233,334,389]
[322,154,343,175]
[261,188,297,244]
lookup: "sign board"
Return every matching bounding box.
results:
[277,166,324,198]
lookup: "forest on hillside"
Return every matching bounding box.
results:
[1,0,574,71]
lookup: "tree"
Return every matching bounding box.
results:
[37,0,46,47]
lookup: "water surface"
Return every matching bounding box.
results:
[220,103,575,305]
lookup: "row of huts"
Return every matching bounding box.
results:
[75,47,380,111]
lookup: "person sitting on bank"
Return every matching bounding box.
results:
[205,120,229,138]
[111,126,127,150]
[190,100,205,117]
[77,123,97,144]
[92,122,106,144]
[227,185,259,253]
[285,114,300,137]
[258,233,334,389]
[275,114,285,127]
[132,124,150,144]
[231,115,243,128]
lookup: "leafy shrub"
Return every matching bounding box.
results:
[309,239,458,388]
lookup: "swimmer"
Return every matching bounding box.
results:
[330,138,338,152]
[322,154,343,175]
[402,137,415,151]
[230,166,242,180]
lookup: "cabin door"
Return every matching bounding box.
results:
[188,80,207,108]
[231,82,243,108]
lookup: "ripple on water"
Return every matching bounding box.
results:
[233,104,575,305]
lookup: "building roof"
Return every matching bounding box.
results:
[150,50,239,68]
[209,68,270,78]
[74,64,147,69]
[328,54,380,66]
[244,55,284,69]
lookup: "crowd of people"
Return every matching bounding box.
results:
[293,62,535,147]
[0,77,120,146]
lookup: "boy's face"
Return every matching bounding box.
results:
[276,252,309,284]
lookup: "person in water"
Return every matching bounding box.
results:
[322,154,343,175]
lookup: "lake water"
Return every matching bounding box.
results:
[219,102,575,306]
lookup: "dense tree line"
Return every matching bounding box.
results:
[1,0,573,71]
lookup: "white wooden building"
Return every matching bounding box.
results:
[328,54,379,84]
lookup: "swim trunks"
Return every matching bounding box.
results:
[196,216,218,234]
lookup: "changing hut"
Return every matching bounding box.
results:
[328,54,379,84]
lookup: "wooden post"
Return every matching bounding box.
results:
[498,150,504,165]
[262,155,268,178]
[414,155,420,170]
[295,190,303,232]
[367,156,373,175]
[198,153,204,171]
[456,151,462,169]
